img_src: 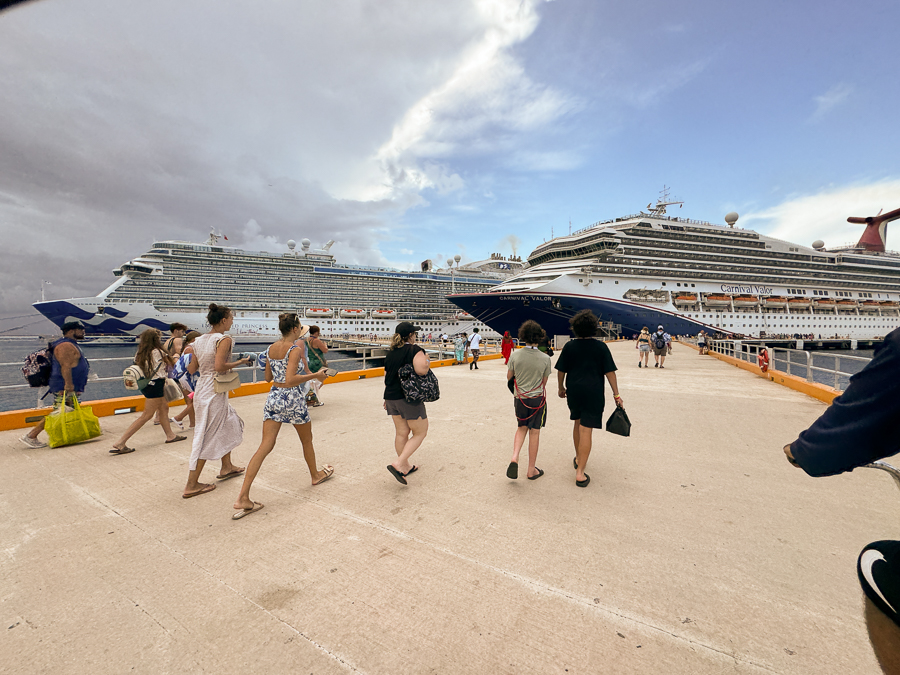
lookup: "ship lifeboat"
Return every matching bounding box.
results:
[305,307,334,318]
[672,294,698,306]
[456,312,475,320]
[859,300,881,313]
[837,299,858,309]
[371,309,397,320]
[879,301,900,308]
[732,295,759,307]
[703,294,732,307]
[762,296,788,308]
[787,297,811,309]
[812,298,837,309]
[340,308,367,319]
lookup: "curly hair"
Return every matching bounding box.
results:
[570,309,598,338]
[517,320,545,345]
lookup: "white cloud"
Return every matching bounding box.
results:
[741,178,900,249]
[399,248,414,255]
[811,83,853,121]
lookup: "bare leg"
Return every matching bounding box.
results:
[218,451,244,476]
[526,429,541,478]
[659,353,667,366]
[510,426,527,464]
[113,398,176,449]
[390,416,427,474]
[294,421,331,484]
[574,420,592,482]
[393,416,410,457]
[234,420,280,510]
[26,418,45,441]
[184,459,213,497]
[174,393,195,427]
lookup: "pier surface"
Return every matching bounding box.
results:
[0,343,891,674]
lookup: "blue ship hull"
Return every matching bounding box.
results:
[33,300,171,335]
[448,292,723,338]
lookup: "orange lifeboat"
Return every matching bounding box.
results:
[880,301,899,308]
[813,298,836,309]
[762,296,788,308]
[787,297,811,309]
[703,294,732,307]
[673,294,698,306]
[732,295,759,307]
[859,300,881,312]
[339,308,367,319]
[305,307,334,318]
[371,309,397,320]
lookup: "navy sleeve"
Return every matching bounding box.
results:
[790,328,900,477]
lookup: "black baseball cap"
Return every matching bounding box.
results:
[396,321,422,338]
[61,321,85,332]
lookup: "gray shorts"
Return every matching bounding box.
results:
[385,398,427,420]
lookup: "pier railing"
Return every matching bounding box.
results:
[706,340,872,391]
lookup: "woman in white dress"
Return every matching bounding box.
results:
[183,304,249,499]
[233,313,332,519]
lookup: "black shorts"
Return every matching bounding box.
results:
[385,398,427,421]
[514,396,546,429]
[142,379,165,399]
[566,392,604,428]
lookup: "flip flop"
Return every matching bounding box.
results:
[232,502,264,520]
[576,474,591,488]
[216,468,246,481]
[387,465,408,485]
[573,457,578,469]
[109,446,136,455]
[527,467,545,480]
[312,465,335,485]
[165,435,187,444]
[182,483,216,499]
[402,465,418,477]
[506,462,518,479]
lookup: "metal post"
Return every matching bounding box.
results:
[834,355,839,390]
[363,349,367,370]
[805,351,812,383]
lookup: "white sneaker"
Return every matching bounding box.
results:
[20,434,47,448]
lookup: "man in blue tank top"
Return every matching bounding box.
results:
[21,321,91,448]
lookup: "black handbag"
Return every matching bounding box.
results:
[605,406,631,437]
[398,363,440,404]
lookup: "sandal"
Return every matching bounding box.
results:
[109,446,136,455]
[312,465,335,485]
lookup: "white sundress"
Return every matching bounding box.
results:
[189,333,245,470]
[263,345,311,425]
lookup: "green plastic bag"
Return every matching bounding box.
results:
[45,396,102,448]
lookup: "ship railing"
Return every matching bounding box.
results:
[706,340,871,391]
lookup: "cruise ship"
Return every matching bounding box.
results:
[448,195,900,340]
[33,234,525,338]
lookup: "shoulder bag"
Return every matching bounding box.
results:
[605,406,631,437]
[398,362,440,404]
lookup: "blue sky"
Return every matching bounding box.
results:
[0,0,898,322]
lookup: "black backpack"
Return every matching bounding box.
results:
[22,343,53,387]
[654,333,666,350]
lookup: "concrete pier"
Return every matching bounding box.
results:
[0,342,891,674]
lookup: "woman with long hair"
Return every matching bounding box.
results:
[233,313,332,519]
[182,304,249,499]
[637,326,651,368]
[384,322,430,484]
[501,330,514,365]
[110,329,186,454]
[556,310,624,488]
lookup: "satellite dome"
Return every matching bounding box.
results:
[812,240,825,250]
[724,211,739,226]
[300,238,311,250]
[287,239,296,250]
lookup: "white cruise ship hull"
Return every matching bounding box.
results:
[449,274,900,339]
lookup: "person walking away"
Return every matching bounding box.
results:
[697,330,708,355]
[637,327,651,368]
[182,303,249,498]
[501,331,514,365]
[556,310,623,488]
[784,326,900,673]
[384,322,430,484]
[651,325,671,368]
[20,321,91,448]
[505,320,551,481]
[305,325,329,407]
[172,330,202,428]
[454,333,467,366]
[468,328,482,370]
[155,322,189,428]
[110,329,187,454]
[233,314,332,519]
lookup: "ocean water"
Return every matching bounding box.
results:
[0,338,383,413]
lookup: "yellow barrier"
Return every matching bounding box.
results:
[0,352,506,431]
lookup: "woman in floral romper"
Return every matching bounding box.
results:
[232,313,331,519]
